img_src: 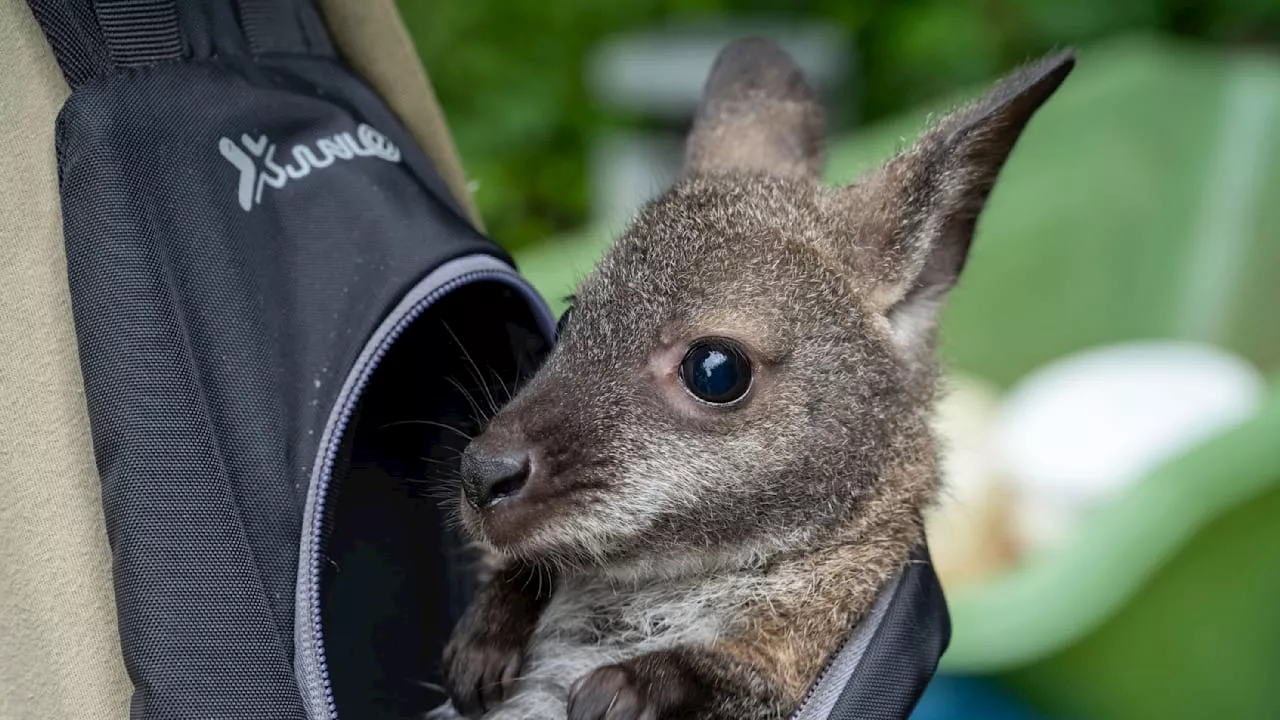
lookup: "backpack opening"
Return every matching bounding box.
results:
[319,279,552,720]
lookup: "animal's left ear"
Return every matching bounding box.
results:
[840,51,1075,351]
[684,37,825,179]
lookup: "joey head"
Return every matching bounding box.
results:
[436,38,1074,720]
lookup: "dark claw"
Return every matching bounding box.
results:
[444,639,524,718]
[568,665,658,720]
[442,562,550,718]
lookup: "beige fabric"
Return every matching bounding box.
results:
[317,0,485,231]
[0,1,133,718]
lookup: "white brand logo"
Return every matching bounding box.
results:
[218,123,402,211]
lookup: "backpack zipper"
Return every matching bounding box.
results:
[787,571,905,720]
[788,630,851,719]
[294,254,554,720]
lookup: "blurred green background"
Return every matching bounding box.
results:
[396,0,1280,252]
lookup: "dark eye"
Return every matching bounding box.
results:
[679,338,753,405]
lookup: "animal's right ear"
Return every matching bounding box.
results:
[838,50,1075,354]
[683,37,825,179]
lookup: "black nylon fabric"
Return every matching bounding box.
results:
[41,5,518,716]
[235,0,330,55]
[26,0,111,87]
[95,0,184,66]
[826,548,951,720]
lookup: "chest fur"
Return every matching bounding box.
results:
[534,572,751,676]
[466,570,767,720]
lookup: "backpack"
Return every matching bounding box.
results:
[2,1,948,718]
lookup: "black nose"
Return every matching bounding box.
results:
[460,446,531,510]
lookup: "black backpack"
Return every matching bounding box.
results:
[21,1,949,718]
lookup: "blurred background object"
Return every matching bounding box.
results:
[397,0,1280,253]
[397,2,1280,718]
[584,21,852,223]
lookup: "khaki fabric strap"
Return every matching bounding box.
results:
[316,0,484,231]
[0,1,132,718]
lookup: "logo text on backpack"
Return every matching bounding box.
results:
[218,123,402,211]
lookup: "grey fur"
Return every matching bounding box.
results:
[437,38,1074,720]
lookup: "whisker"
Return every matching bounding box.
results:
[489,367,513,406]
[375,419,473,441]
[442,322,501,416]
[446,376,488,426]
[414,680,448,694]
[418,455,461,469]
[423,488,462,504]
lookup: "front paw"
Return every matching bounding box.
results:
[442,630,524,719]
[567,664,660,720]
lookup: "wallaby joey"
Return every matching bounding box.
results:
[436,38,1074,720]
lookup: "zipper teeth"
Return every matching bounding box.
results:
[306,267,518,719]
[788,570,908,720]
[788,631,851,720]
